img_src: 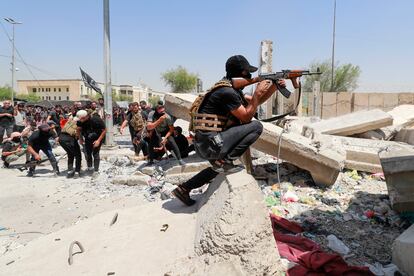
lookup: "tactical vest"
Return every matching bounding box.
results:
[189,79,235,133]
[62,116,78,137]
[130,111,145,131]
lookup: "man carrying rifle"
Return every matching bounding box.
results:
[172,55,286,206]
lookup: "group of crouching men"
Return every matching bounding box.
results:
[2,55,285,208]
[1,99,192,178]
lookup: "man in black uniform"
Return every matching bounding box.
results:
[26,122,59,177]
[47,105,64,135]
[76,110,106,176]
[172,55,285,206]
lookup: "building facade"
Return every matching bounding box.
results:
[17,79,159,103]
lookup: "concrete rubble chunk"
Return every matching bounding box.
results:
[378,145,414,212]
[111,175,150,186]
[357,105,414,140]
[165,93,344,187]
[393,224,414,275]
[315,134,406,173]
[194,170,281,275]
[394,127,414,145]
[302,109,393,137]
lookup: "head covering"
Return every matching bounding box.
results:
[76,110,88,119]
[225,55,258,77]
[38,124,50,132]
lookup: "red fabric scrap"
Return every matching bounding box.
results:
[270,214,374,276]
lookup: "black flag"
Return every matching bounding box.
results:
[80,67,102,96]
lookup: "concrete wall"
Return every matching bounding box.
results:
[302,92,414,119]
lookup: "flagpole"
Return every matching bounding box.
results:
[103,0,114,146]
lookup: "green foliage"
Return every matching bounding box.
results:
[161,66,197,93]
[302,60,361,92]
[148,95,161,107]
[16,93,41,103]
[0,86,12,101]
[111,91,132,102]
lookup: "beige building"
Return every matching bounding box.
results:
[17,79,98,101]
[17,79,157,103]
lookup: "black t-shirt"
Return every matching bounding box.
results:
[48,111,62,127]
[77,116,106,141]
[174,134,189,153]
[0,106,14,126]
[28,130,55,148]
[198,86,243,116]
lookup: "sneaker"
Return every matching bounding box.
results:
[178,159,186,166]
[86,167,94,175]
[67,171,75,178]
[27,171,34,177]
[172,186,196,206]
[74,172,82,178]
[3,161,9,168]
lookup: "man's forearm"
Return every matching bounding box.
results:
[146,119,162,130]
[97,129,106,142]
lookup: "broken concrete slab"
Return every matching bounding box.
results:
[357,105,414,140]
[303,109,393,137]
[112,175,150,186]
[393,224,414,275]
[395,127,414,145]
[315,135,404,173]
[165,93,344,187]
[379,145,414,212]
[194,170,280,275]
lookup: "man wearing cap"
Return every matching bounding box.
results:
[0,100,14,145]
[146,102,185,165]
[58,105,82,178]
[1,132,26,168]
[172,55,286,206]
[26,122,59,177]
[76,110,106,176]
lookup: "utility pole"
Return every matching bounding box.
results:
[259,40,273,119]
[4,17,22,104]
[103,0,114,145]
[330,0,337,92]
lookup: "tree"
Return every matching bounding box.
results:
[161,66,197,93]
[302,60,361,92]
[148,95,161,107]
[0,86,12,101]
[16,93,41,103]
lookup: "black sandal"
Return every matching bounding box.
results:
[172,186,196,206]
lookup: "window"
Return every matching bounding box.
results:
[66,96,69,100]
[54,96,56,100]
[54,88,56,92]
[32,88,37,92]
[66,88,69,92]
[42,88,44,92]
[41,96,44,100]
[128,91,133,95]
[58,88,61,92]
[59,96,61,100]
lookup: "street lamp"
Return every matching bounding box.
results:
[4,17,22,104]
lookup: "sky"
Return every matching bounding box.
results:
[1,0,414,93]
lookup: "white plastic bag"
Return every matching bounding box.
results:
[327,234,350,255]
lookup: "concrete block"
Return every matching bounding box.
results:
[195,170,281,275]
[336,92,352,116]
[165,161,210,176]
[393,224,414,275]
[165,93,344,187]
[303,109,393,137]
[398,93,414,105]
[379,145,414,212]
[395,127,414,145]
[368,93,384,110]
[321,92,337,119]
[112,175,150,186]
[383,93,399,111]
[353,93,369,112]
[316,135,400,173]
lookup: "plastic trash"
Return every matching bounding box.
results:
[265,195,280,207]
[282,191,299,203]
[365,262,400,276]
[327,234,350,255]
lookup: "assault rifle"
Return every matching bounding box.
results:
[232,68,322,98]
